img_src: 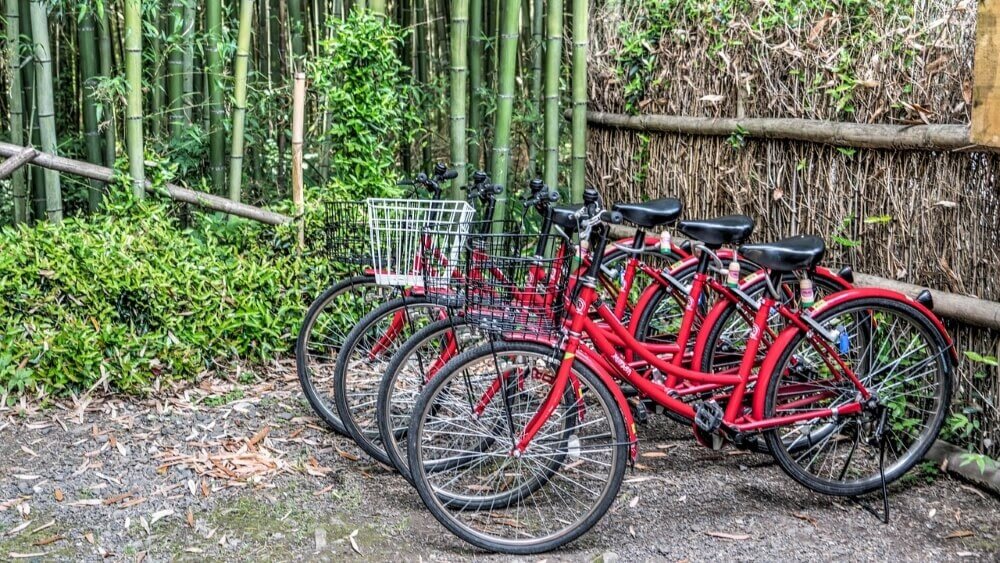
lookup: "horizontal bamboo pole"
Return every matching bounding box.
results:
[854,274,1000,330]
[579,111,985,152]
[606,224,1000,330]
[0,142,292,225]
[0,147,38,179]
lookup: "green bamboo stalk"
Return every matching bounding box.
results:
[149,12,163,138]
[20,0,44,221]
[167,1,186,139]
[182,1,195,123]
[5,0,27,223]
[289,0,304,63]
[401,0,413,173]
[79,7,103,211]
[490,0,519,222]
[98,4,116,168]
[467,0,482,168]
[228,0,254,204]
[124,0,145,198]
[371,0,386,19]
[415,0,431,171]
[29,0,62,223]
[449,0,469,195]
[570,0,588,203]
[542,0,562,191]
[205,0,225,193]
[527,0,543,178]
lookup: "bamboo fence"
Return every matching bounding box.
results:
[586,0,998,454]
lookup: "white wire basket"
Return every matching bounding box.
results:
[366,198,477,287]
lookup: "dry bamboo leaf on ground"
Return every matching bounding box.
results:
[149,509,174,525]
[704,531,751,540]
[32,535,64,546]
[792,513,818,526]
[945,530,974,539]
[5,521,32,537]
[9,552,48,559]
[29,521,55,535]
[53,490,63,502]
[348,529,362,555]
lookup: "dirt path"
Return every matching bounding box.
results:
[2,362,998,562]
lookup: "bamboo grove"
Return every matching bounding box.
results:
[0,0,592,227]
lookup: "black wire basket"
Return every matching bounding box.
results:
[441,231,573,335]
[420,219,522,308]
[323,201,371,266]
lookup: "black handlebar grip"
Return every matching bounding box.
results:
[529,178,545,194]
[472,170,488,184]
[416,172,429,183]
[491,184,504,195]
[547,191,561,202]
[583,186,600,206]
[433,162,448,177]
[442,169,459,181]
[602,210,623,224]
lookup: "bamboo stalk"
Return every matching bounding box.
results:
[29,0,63,222]
[415,0,431,171]
[490,0,520,221]
[182,1,195,123]
[228,0,255,204]
[581,112,982,153]
[570,0,588,203]
[291,72,307,249]
[289,0,305,63]
[449,0,469,195]
[167,1,186,138]
[97,4,116,169]
[0,147,38,180]
[467,0,483,168]
[371,0,386,19]
[20,0,44,220]
[543,0,563,191]
[206,0,225,194]
[527,0,543,179]
[124,0,145,198]
[150,12,163,138]
[5,0,28,223]
[0,142,293,225]
[79,7,103,210]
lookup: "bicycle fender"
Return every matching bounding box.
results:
[608,236,691,259]
[750,286,959,420]
[808,287,958,365]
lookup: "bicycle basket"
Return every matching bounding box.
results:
[323,201,371,266]
[460,233,573,335]
[421,219,523,307]
[367,198,477,287]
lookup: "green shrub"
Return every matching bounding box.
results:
[0,189,328,397]
[309,11,419,198]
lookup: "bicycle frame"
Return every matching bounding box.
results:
[510,227,874,456]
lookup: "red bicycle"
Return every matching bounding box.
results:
[406,190,956,554]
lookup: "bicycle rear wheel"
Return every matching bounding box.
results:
[763,297,952,496]
[296,275,396,435]
[407,342,628,555]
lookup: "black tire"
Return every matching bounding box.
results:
[376,318,489,481]
[295,275,396,435]
[762,297,952,496]
[407,341,629,555]
[333,296,449,465]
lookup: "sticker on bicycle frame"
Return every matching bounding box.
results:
[574,297,586,312]
[563,352,575,361]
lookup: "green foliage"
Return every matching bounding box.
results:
[309,12,419,198]
[0,179,328,397]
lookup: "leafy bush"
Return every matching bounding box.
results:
[309,11,419,198]
[0,186,328,397]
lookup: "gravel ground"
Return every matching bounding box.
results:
[1,361,997,562]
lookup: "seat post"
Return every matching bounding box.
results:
[631,228,645,250]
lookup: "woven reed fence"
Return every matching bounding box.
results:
[585,0,998,455]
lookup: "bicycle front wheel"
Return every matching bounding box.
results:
[407,341,629,555]
[296,275,396,435]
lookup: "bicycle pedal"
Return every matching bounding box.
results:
[693,400,724,433]
[628,398,649,425]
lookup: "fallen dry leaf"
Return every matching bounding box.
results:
[9,552,48,559]
[349,529,362,555]
[944,530,974,540]
[84,533,95,545]
[53,490,64,503]
[186,509,195,528]
[337,449,360,462]
[5,521,32,537]
[149,509,175,526]
[792,513,817,527]
[704,531,750,541]
[32,535,64,547]
[629,496,640,508]
[248,426,271,448]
